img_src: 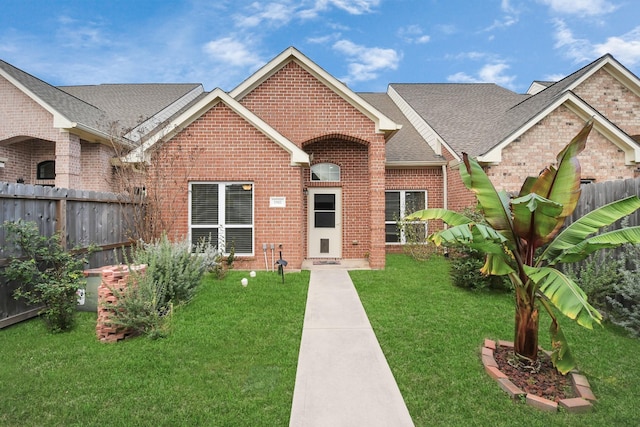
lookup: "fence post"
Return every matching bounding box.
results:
[56,199,67,250]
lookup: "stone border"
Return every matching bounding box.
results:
[482,339,596,413]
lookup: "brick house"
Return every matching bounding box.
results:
[1,47,639,270]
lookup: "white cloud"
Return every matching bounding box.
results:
[552,18,592,63]
[233,2,294,29]
[306,33,341,44]
[447,62,516,89]
[544,73,566,81]
[594,26,640,66]
[299,0,380,19]
[203,37,263,68]
[397,25,430,44]
[538,0,617,16]
[332,40,400,83]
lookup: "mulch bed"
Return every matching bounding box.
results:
[493,346,573,402]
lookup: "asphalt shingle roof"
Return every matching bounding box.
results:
[358,92,444,163]
[60,83,202,132]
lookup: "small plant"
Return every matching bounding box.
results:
[3,220,88,332]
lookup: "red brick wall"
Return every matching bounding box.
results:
[573,68,640,137]
[304,138,370,260]
[149,102,306,270]
[487,106,635,192]
[445,149,477,212]
[81,142,115,192]
[238,61,387,268]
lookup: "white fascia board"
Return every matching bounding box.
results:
[229,47,401,134]
[125,88,309,166]
[479,92,640,164]
[567,55,640,98]
[387,85,460,161]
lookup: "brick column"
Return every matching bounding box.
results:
[368,136,386,269]
[55,131,81,189]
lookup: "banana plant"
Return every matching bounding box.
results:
[407,121,640,373]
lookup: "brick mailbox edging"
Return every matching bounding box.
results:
[482,339,596,413]
[96,265,147,343]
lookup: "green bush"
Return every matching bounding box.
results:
[446,208,510,292]
[131,234,217,304]
[607,243,640,337]
[106,234,217,338]
[562,250,622,311]
[2,220,88,332]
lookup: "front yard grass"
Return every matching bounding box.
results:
[0,270,309,427]
[351,254,640,426]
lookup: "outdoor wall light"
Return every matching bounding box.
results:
[242,184,252,191]
[0,157,6,168]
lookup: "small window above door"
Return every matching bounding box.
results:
[310,163,340,182]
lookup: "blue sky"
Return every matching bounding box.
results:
[2,0,640,93]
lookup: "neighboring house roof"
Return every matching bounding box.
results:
[60,83,204,139]
[389,82,528,159]
[358,92,445,166]
[0,59,109,138]
[125,88,309,166]
[390,54,640,165]
[229,46,401,135]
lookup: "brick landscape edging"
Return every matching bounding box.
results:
[482,339,596,413]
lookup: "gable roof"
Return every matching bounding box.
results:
[358,92,445,166]
[125,88,309,166]
[229,46,401,135]
[390,54,640,165]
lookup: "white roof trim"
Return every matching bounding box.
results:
[478,92,640,164]
[0,68,75,129]
[125,88,309,166]
[229,46,401,134]
[387,85,461,162]
[566,55,640,98]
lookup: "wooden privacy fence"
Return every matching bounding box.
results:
[568,177,640,228]
[0,182,138,328]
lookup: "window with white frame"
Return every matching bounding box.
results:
[385,190,427,244]
[190,182,254,255]
[311,163,340,182]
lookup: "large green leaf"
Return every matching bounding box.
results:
[531,121,591,217]
[512,193,564,247]
[460,154,515,242]
[405,208,472,226]
[542,195,640,264]
[555,226,640,263]
[481,252,515,276]
[524,265,602,329]
[537,297,576,374]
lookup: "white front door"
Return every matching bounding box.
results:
[308,188,342,258]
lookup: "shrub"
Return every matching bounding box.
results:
[131,234,216,304]
[561,250,622,311]
[607,243,640,337]
[447,208,510,292]
[106,234,217,338]
[2,220,88,332]
[104,267,171,340]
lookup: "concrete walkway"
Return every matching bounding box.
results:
[289,269,414,426]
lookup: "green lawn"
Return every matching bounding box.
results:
[0,270,309,427]
[351,254,640,427]
[2,255,638,426]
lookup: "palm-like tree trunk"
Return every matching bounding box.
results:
[514,298,539,361]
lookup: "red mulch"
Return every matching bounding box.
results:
[493,346,573,402]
